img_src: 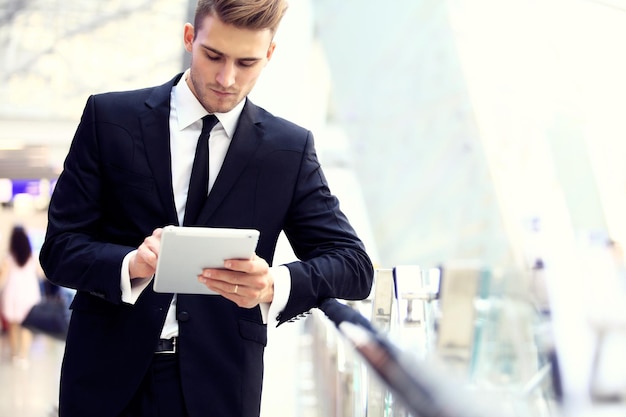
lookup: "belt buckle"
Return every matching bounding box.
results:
[155,337,177,354]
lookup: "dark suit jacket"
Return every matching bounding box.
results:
[39,73,373,417]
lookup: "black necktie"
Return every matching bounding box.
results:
[183,115,218,225]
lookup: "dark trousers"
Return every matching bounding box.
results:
[119,354,189,417]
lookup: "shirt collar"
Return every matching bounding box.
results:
[173,69,245,138]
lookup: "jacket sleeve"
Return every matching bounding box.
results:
[39,95,135,304]
[278,131,374,324]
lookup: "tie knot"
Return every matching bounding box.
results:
[201,114,219,137]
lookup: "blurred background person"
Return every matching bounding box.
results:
[0,225,42,367]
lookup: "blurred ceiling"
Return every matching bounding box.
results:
[0,0,188,180]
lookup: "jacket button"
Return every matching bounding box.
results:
[177,311,190,322]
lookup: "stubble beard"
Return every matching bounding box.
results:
[190,73,242,114]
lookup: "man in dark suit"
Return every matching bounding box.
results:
[39,1,373,416]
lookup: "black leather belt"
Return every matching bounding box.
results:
[155,337,177,354]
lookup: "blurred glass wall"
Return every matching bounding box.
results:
[311,0,626,405]
[312,0,626,271]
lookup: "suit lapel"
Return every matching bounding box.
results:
[140,73,184,225]
[197,100,263,224]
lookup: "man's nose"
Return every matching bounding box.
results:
[216,62,236,88]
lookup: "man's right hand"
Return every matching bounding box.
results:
[129,228,163,279]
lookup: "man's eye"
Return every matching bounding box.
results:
[207,54,221,61]
[238,61,255,68]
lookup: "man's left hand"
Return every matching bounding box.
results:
[197,254,274,308]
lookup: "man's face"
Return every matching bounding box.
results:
[184,15,275,113]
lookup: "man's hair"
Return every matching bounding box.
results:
[9,225,32,267]
[194,0,288,36]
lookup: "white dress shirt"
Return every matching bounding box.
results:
[120,70,290,338]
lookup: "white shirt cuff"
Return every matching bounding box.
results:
[120,250,153,304]
[260,265,291,328]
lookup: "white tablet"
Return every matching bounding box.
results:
[153,225,260,295]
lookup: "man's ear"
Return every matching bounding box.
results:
[266,42,277,61]
[183,23,195,52]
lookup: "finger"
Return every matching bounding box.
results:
[139,229,161,254]
[223,259,251,273]
[199,276,243,296]
[224,255,267,274]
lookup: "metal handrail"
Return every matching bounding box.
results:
[317,298,511,417]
